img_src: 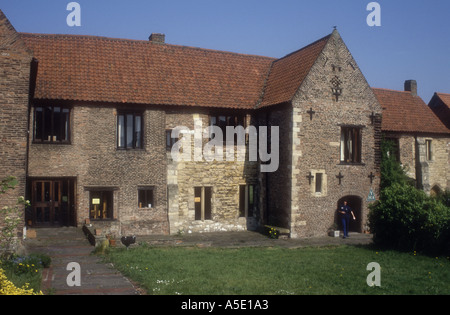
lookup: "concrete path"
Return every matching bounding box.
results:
[24,227,141,295]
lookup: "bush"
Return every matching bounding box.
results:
[369,183,450,255]
[2,254,51,274]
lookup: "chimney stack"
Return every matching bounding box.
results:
[149,33,165,44]
[404,80,417,96]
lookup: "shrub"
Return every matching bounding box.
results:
[3,254,51,274]
[369,183,450,255]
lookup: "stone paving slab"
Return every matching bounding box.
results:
[24,227,140,295]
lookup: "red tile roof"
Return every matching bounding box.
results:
[429,92,450,129]
[260,34,331,107]
[436,92,450,109]
[20,33,275,109]
[373,88,449,134]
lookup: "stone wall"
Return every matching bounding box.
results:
[415,136,449,194]
[166,109,260,234]
[27,104,169,236]
[383,133,450,194]
[289,30,382,237]
[0,11,33,233]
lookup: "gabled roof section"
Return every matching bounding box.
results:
[259,33,331,108]
[20,33,274,109]
[0,10,32,56]
[373,88,449,134]
[429,92,450,129]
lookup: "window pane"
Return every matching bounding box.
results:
[53,107,61,141]
[135,115,142,148]
[90,191,113,220]
[62,109,70,141]
[138,189,154,208]
[248,185,254,217]
[43,107,52,141]
[118,115,125,148]
[239,185,246,217]
[126,114,133,148]
[194,187,202,220]
[315,173,323,193]
[35,107,43,141]
[204,187,212,220]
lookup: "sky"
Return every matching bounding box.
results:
[1,0,449,102]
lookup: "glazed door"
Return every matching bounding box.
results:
[32,180,62,226]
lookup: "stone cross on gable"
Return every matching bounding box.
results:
[306,172,315,185]
[307,108,316,121]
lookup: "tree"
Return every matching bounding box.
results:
[379,138,410,191]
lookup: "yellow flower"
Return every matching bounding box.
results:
[0,268,43,295]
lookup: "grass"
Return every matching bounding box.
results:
[106,244,450,295]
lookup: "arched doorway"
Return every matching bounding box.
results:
[336,196,362,233]
[430,185,442,197]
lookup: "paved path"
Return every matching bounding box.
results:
[138,230,373,249]
[24,227,141,295]
[24,227,373,295]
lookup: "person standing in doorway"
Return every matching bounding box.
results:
[338,200,356,238]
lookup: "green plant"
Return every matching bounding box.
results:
[379,139,411,190]
[369,183,450,255]
[369,139,450,255]
[0,177,30,259]
[268,228,279,239]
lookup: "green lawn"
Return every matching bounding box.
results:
[106,244,450,295]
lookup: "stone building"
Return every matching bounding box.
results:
[373,81,450,195]
[0,12,33,233]
[429,92,450,130]
[0,10,447,239]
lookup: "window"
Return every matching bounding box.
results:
[315,173,323,194]
[426,140,432,161]
[34,106,70,143]
[138,187,155,208]
[210,114,246,144]
[194,187,212,220]
[118,112,143,149]
[340,127,362,163]
[166,129,177,151]
[239,184,256,217]
[310,170,327,197]
[90,191,113,220]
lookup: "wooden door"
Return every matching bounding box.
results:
[32,180,62,226]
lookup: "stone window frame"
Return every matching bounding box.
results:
[239,184,256,218]
[425,139,433,161]
[165,129,178,151]
[310,170,327,197]
[138,186,155,209]
[117,110,144,150]
[209,113,248,145]
[88,189,114,220]
[33,105,71,144]
[339,125,364,164]
[194,186,213,221]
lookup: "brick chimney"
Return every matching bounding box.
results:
[404,80,417,96]
[149,33,165,44]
